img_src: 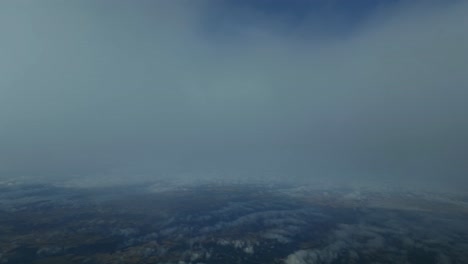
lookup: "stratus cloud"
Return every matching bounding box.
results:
[0,0,467,190]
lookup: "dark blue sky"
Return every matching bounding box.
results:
[225,0,397,20]
[204,0,401,37]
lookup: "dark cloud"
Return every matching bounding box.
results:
[0,0,467,190]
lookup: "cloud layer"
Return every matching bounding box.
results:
[1,0,467,189]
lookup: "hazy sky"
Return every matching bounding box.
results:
[1,0,467,189]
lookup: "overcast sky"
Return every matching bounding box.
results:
[1,0,467,190]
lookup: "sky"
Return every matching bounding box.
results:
[1,0,467,190]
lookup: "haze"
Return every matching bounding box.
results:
[1,0,467,191]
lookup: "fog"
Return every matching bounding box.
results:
[1,0,467,190]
